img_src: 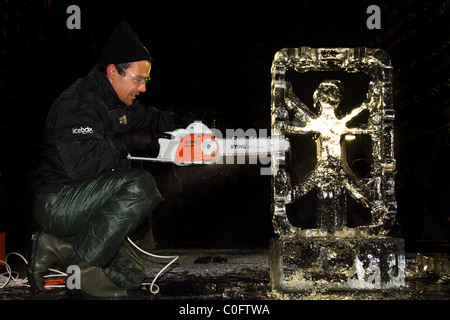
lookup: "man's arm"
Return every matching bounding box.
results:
[127,102,177,133]
[51,99,127,180]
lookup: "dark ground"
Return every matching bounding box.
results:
[1,249,449,301]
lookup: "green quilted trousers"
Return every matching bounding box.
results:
[34,169,162,289]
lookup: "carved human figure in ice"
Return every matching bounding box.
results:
[285,80,371,234]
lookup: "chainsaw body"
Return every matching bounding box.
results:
[127,122,290,165]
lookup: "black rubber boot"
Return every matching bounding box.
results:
[28,229,130,299]
[27,229,74,292]
[73,257,129,299]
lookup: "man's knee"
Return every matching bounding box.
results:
[127,169,160,196]
[122,169,163,214]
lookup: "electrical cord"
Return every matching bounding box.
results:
[126,236,179,295]
[0,252,29,289]
[0,252,68,289]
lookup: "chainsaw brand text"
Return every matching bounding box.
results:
[194,127,284,176]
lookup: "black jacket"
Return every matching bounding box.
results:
[33,64,177,195]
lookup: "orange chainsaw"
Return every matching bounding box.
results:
[127,122,290,165]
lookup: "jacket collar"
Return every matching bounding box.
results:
[89,64,138,110]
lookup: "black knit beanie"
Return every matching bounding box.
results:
[100,21,153,66]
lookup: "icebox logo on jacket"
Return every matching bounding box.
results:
[72,126,94,135]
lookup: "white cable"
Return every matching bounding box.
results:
[127,236,178,295]
[0,252,29,288]
[0,260,13,288]
[45,268,67,277]
[0,251,68,289]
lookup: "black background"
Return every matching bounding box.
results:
[0,0,448,251]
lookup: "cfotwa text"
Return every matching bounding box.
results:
[224,304,270,315]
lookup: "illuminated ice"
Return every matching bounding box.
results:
[269,47,405,292]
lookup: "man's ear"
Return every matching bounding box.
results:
[106,64,117,81]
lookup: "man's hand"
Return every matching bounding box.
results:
[175,111,197,128]
[119,130,170,153]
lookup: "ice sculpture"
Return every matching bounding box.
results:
[269,47,405,292]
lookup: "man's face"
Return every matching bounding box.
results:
[109,60,151,106]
